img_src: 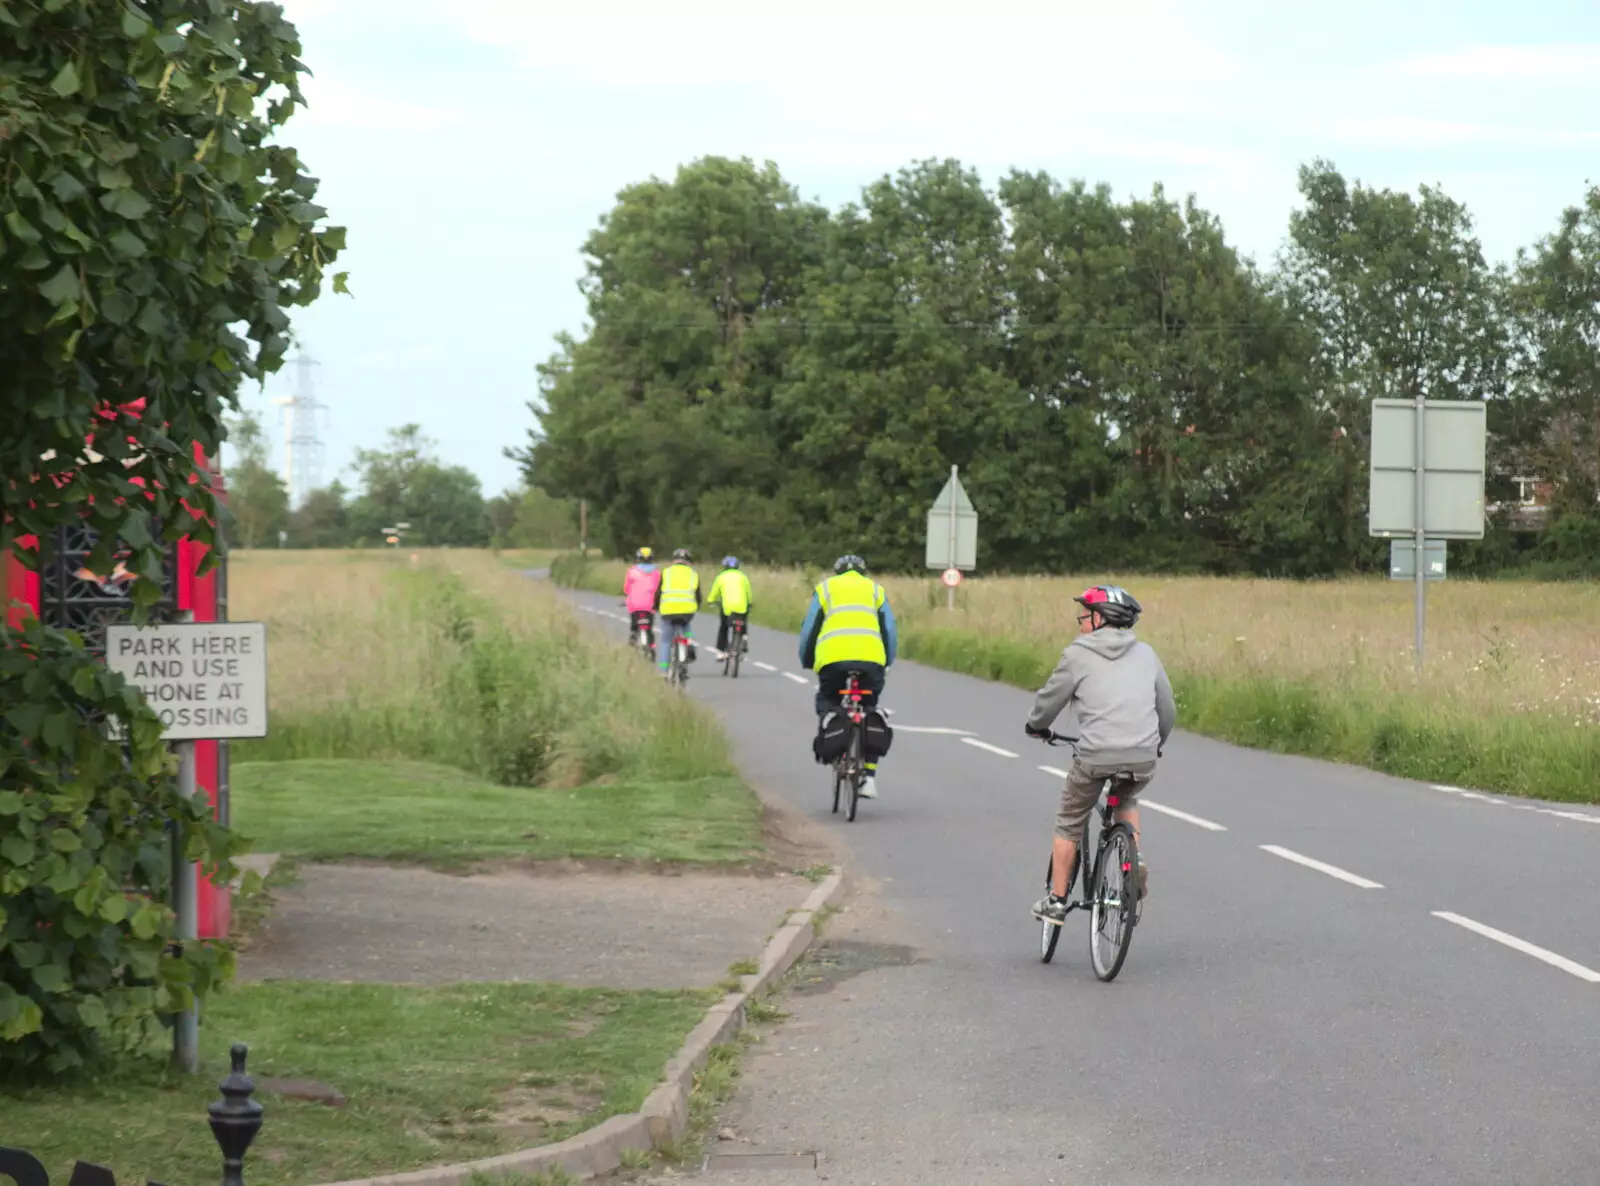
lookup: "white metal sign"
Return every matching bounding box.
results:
[106,622,269,740]
[1369,399,1486,540]
[925,466,978,570]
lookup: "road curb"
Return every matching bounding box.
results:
[306,867,846,1186]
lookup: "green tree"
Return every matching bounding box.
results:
[347,425,488,547]
[487,484,578,549]
[774,159,1027,569]
[1279,161,1508,569]
[1001,174,1324,572]
[1,0,346,598]
[515,157,828,556]
[287,480,350,548]
[1513,187,1600,518]
[221,409,288,547]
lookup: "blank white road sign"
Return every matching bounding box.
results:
[105,621,269,740]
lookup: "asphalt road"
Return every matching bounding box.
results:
[565,587,1600,1185]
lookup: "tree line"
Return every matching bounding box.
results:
[224,416,577,551]
[514,156,1600,577]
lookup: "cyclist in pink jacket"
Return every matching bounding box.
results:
[623,548,663,649]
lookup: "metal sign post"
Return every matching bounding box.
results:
[107,620,269,1072]
[173,738,200,1073]
[925,466,978,610]
[1369,398,1486,674]
[1412,393,1426,674]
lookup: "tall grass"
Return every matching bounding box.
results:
[232,550,731,787]
[550,554,1600,801]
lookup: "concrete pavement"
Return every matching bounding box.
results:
[566,590,1600,1184]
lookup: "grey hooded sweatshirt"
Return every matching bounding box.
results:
[1026,628,1176,767]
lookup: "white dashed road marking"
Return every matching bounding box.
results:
[1039,765,1071,779]
[893,726,976,736]
[1259,845,1383,890]
[1141,801,1227,832]
[962,738,1019,759]
[1432,912,1600,983]
[753,661,777,672]
[782,672,809,685]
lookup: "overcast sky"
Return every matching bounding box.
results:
[246,0,1600,498]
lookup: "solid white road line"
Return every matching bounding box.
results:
[1142,800,1227,832]
[962,738,1019,759]
[1432,783,1600,824]
[753,661,778,672]
[1432,912,1600,983]
[1259,845,1383,890]
[1039,765,1071,779]
[782,672,809,685]
[893,726,975,736]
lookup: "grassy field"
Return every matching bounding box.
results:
[551,555,1600,802]
[5,980,709,1186]
[233,759,762,868]
[231,549,736,790]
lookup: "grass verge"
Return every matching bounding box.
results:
[549,554,1600,804]
[3,980,710,1186]
[233,759,764,869]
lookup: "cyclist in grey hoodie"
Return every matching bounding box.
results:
[1024,584,1175,925]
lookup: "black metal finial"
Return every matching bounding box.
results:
[208,1043,264,1186]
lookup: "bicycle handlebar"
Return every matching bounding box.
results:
[1030,729,1163,758]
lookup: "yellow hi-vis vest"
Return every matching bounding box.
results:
[658,563,699,615]
[813,571,887,667]
[709,569,752,614]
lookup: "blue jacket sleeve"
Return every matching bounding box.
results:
[798,593,823,670]
[879,598,898,667]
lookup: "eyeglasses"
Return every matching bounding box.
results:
[1076,613,1093,625]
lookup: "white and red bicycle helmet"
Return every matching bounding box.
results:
[1074,585,1141,629]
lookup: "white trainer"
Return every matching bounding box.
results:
[859,776,878,799]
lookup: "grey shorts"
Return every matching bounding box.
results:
[1056,759,1156,838]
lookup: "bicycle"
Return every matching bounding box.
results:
[627,610,656,664]
[824,673,873,821]
[668,632,692,689]
[720,617,747,679]
[1036,732,1145,982]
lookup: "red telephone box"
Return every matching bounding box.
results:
[2,438,234,939]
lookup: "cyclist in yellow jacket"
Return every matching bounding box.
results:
[653,548,701,677]
[707,556,753,655]
[798,554,898,798]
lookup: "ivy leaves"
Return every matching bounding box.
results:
[0,618,245,1076]
[1,0,347,600]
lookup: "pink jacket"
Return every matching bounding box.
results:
[624,564,662,613]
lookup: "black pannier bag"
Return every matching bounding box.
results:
[813,710,852,764]
[862,708,893,758]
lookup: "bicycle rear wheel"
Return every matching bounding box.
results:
[845,730,862,822]
[1089,824,1138,982]
[731,632,743,678]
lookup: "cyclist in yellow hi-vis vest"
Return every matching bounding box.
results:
[707,556,753,655]
[653,548,701,677]
[798,555,898,799]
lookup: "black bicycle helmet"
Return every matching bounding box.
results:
[833,554,867,575]
[1074,584,1141,629]
[673,547,692,562]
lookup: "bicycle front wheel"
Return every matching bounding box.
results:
[1089,824,1138,982]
